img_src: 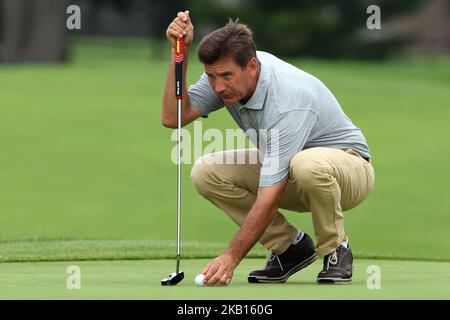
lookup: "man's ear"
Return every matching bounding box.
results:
[249,57,258,74]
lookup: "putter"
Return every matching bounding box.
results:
[161,36,185,286]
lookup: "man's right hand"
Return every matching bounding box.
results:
[166,10,194,48]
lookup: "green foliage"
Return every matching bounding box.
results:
[190,0,424,59]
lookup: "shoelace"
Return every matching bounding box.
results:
[326,250,338,270]
[265,252,284,271]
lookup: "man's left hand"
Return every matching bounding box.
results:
[201,253,239,286]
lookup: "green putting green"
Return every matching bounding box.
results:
[0,258,449,299]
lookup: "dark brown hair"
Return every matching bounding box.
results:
[197,19,256,69]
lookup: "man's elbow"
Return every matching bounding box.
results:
[161,116,177,128]
[162,121,177,128]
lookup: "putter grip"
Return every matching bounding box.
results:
[175,37,184,99]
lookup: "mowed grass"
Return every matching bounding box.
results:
[1,37,450,263]
[0,239,267,263]
[0,258,449,299]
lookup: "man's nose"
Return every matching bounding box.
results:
[212,80,226,94]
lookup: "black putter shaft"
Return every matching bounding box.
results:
[161,36,185,286]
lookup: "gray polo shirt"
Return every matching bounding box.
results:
[188,51,371,187]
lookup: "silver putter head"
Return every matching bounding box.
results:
[161,271,184,286]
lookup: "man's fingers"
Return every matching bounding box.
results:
[204,261,220,281]
[167,22,184,39]
[177,11,188,23]
[166,10,193,46]
[166,28,182,40]
[206,273,222,285]
[201,261,214,275]
[173,18,188,32]
[219,274,231,285]
[168,14,191,39]
[204,265,232,286]
[166,27,178,37]
[185,10,193,26]
[206,271,231,286]
[200,254,237,286]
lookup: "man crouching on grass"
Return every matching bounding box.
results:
[161,11,375,285]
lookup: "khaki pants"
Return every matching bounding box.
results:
[190,147,375,257]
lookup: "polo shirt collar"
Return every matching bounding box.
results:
[238,57,271,111]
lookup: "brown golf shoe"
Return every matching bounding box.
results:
[248,233,317,283]
[317,245,353,284]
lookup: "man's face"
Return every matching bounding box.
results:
[204,56,258,105]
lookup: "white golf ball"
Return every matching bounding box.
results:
[194,274,205,286]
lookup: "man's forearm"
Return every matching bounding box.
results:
[223,200,278,264]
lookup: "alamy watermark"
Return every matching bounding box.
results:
[366,265,381,289]
[170,121,281,173]
[66,265,81,290]
[366,5,381,30]
[66,5,81,30]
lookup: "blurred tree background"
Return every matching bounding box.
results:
[0,0,449,61]
[0,0,69,63]
[190,0,425,59]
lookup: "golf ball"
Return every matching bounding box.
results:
[194,274,205,286]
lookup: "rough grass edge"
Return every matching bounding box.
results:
[0,239,449,263]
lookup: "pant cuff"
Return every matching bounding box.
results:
[271,228,299,255]
[315,246,338,257]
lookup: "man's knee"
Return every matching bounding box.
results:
[290,152,331,190]
[190,155,215,197]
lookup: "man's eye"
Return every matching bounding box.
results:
[223,74,232,80]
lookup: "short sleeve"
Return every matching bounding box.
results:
[259,110,319,187]
[188,73,224,117]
